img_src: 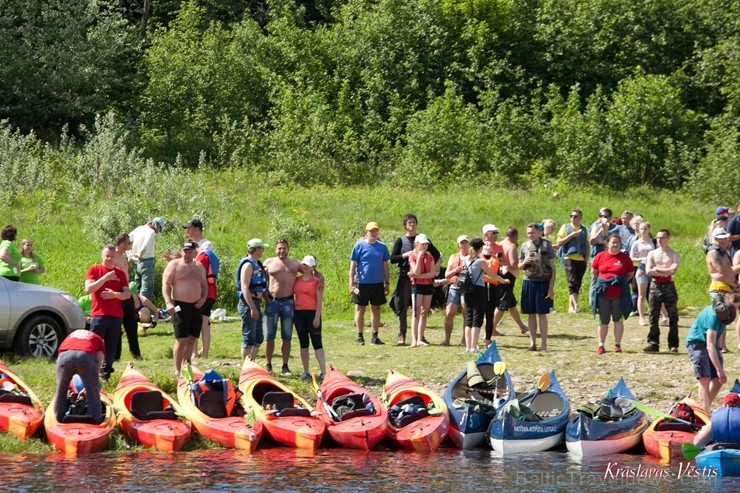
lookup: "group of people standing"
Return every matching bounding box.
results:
[0,225,46,284]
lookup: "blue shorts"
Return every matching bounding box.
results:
[265,297,294,341]
[520,280,553,315]
[447,285,463,306]
[687,342,723,379]
[238,297,264,348]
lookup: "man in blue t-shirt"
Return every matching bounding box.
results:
[686,295,737,413]
[349,222,391,346]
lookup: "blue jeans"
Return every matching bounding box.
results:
[265,298,294,341]
[134,257,155,301]
[54,350,102,423]
[238,297,264,348]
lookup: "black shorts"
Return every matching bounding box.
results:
[497,272,518,309]
[201,298,216,317]
[412,283,434,296]
[172,301,203,339]
[352,283,387,306]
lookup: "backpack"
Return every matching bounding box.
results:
[456,258,480,294]
[670,402,697,424]
[197,249,219,285]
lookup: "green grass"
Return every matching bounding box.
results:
[1,178,734,452]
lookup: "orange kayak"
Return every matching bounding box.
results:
[114,363,192,452]
[642,397,709,462]
[238,358,325,450]
[0,359,44,440]
[383,370,449,453]
[316,366,388,450]
[177,365,261,451]
[44,391,116,456]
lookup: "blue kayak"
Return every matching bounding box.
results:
[489,370,570,455]
[695,447,740,477]
[444,341,514,449]
[566,377,648,457]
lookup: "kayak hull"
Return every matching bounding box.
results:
[44,393,116,456]
[642,398,709,462]
[0,359,45,440]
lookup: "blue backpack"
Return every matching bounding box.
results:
[202,249,220,281]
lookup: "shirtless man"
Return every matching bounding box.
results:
[263,239,301,375]
[114,233,141,359]
[162,241,207,376]
[644,229,681,352]
[706,227,738,353]
[492,228,529,334]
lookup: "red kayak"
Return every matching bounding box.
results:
[239,358,325,450]
[177,365,262,451]
[44,391,116,456]
[383,370,449,453]
[315,366,388,450]
[643,397,709,462]
[114,363,192,452]
[0,359,45,440]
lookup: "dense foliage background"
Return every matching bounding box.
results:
[1,0,738,197]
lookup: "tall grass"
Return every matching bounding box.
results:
[0,118,719,315]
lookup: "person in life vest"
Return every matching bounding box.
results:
[693,392,740,447]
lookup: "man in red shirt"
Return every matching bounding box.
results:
[53,330,106,423]
[85,244,131,381]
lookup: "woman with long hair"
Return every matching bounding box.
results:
[19,238,46,284]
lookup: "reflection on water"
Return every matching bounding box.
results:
[4,446,738,492]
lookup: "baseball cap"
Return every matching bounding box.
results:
[365,221,380,231]
[716,206,730,216]
[301,255,317,267]
[723,392,740,407]
[183,219,203,229]
[482,224,499,234]
[415,234,430,244]
[152,217,165,231]
[456,235,469,244]
[183,241,198,250]
[247,238,268,249]
[712,227,730,239]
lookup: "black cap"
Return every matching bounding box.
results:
[183,241,198,251]
[470,237,485,250]
[183,219,203,230]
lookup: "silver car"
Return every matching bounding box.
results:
[0,277,86,357]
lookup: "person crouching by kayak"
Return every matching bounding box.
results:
[687,294,737,414]
[693,392,740,447]
[53,329,105,423]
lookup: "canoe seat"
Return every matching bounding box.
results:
[131,390,164,420]
[340,408,373,421]
[198,391,227,418]
[0,393,33,406]
[61,414,97,424]
[279,408,311,417]
[654,422,695,433]
[390,395,429,428]
[262,391,295,411]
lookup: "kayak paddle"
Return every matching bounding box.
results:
[628,399,701,430]
[492,361,506,400]
[312,373,339,421]
[519,372,551,405]
[681,442,705,460]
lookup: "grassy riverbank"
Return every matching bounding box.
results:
[1,307,737,453]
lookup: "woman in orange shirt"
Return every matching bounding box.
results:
[294,256,326,380]
[408,234,438,347]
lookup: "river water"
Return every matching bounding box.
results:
[3,445,737,493]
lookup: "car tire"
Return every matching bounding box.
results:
[13,315,63,357]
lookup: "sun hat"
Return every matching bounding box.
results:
[415,234,430,244]
[152,217,165,231]
[712,227,730,239]
[713,296,737,325]
[301,255,317,267]
[456,235,469,244]
[247,238,268,249]
[365,221,380,231]
[482,224,499,234]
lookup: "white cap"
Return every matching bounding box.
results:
[415,234,430,244]
[713,227,730,239]
[301,255,317,267]
[482,224,499,234]
[456,235,469,244]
